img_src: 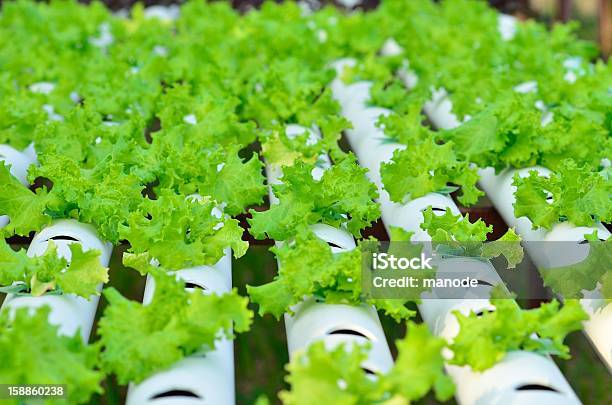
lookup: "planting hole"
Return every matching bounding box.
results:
[185,282,208,291]
[327,241,342,249]
[361,367,376,375]
[421,206,446,213]
[578,239,605,244]
[515,384,559,393]
[150,390,201,400]
[48,235,79,242]
[328,328,369,339]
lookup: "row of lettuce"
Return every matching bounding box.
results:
[0,0,608,403]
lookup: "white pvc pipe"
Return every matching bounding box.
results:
[417,64,612,370]
[264,125,394,374]
[387,12,611,368]
[126,249,235,405]
[479,167,612,370]
[330,61,581,404]
[0,144,37,228]
[1,219,112,341]
[283,223,394,374]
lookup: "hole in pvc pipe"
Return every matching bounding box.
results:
[362,367,376,375]
[578,239,605,244]
[48,235,80,242]
[150,390,202,400]
[327,241,342,249]
[515,384,559,393]
[185,282,208,291]
[421,206,446,213]
[477,279,493,287]
[328,328,369,339]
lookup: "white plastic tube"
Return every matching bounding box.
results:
[264,125,394,374]
[1,219,112,341]
[0,144,37,228]
[330,61,581,404]
[479,167,612,370]
[126,250,235,405]
[418,68,612,370]
[283,224,394,374]
[388,12,612,368]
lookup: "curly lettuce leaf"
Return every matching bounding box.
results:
[379,322,454,402]
[450,299,587,371]
[248,155,379,240]
[481,228,524,269]
[280,322,453,404]
[29,154,144,243]
[0,306,102,404]
[513,160,611,229]
[380,138,482,206]
[98,271,252,384]
[247,229,414,321]
[0,240,108,298]
[280,341,379,405]
[540,235,611,299]
[0,163,51,237]
[120,190,247,270]
[421,207,522,267]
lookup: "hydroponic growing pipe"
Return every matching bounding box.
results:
[0,143,37,229]
[1,219,113,341]
[413,25,612,370]
[425,90,612,370]
[263,124,394,375]
[330,59,582,405]
[478,167,611,370]
[125,249,235,405]
[1,142,112,341]
[386,14,612,371]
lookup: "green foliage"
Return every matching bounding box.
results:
[0,0,608,399]
[119,190,248,269]
[248,229,414,322]
[420,207,523,267]
[249,156,380,240]
[280,322,453,404]
[98,271,253,384]
[0,306,103,404]
[450,299,587,371]
[540,233,612,299]
[513,160,611,229]
[0,240,108,298]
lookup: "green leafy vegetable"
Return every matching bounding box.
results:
[280,322,453,404]
[450,299,587,371]
[513,160,612,229]
[420,207,522,267]
[249,155,380,240]
[540,234,611,299]
[0,163,51,237]
[0,240,108,298]
[248,229,414,322]
[0,306,102,404]
[98,271,252,384]
[119,190,248,269]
